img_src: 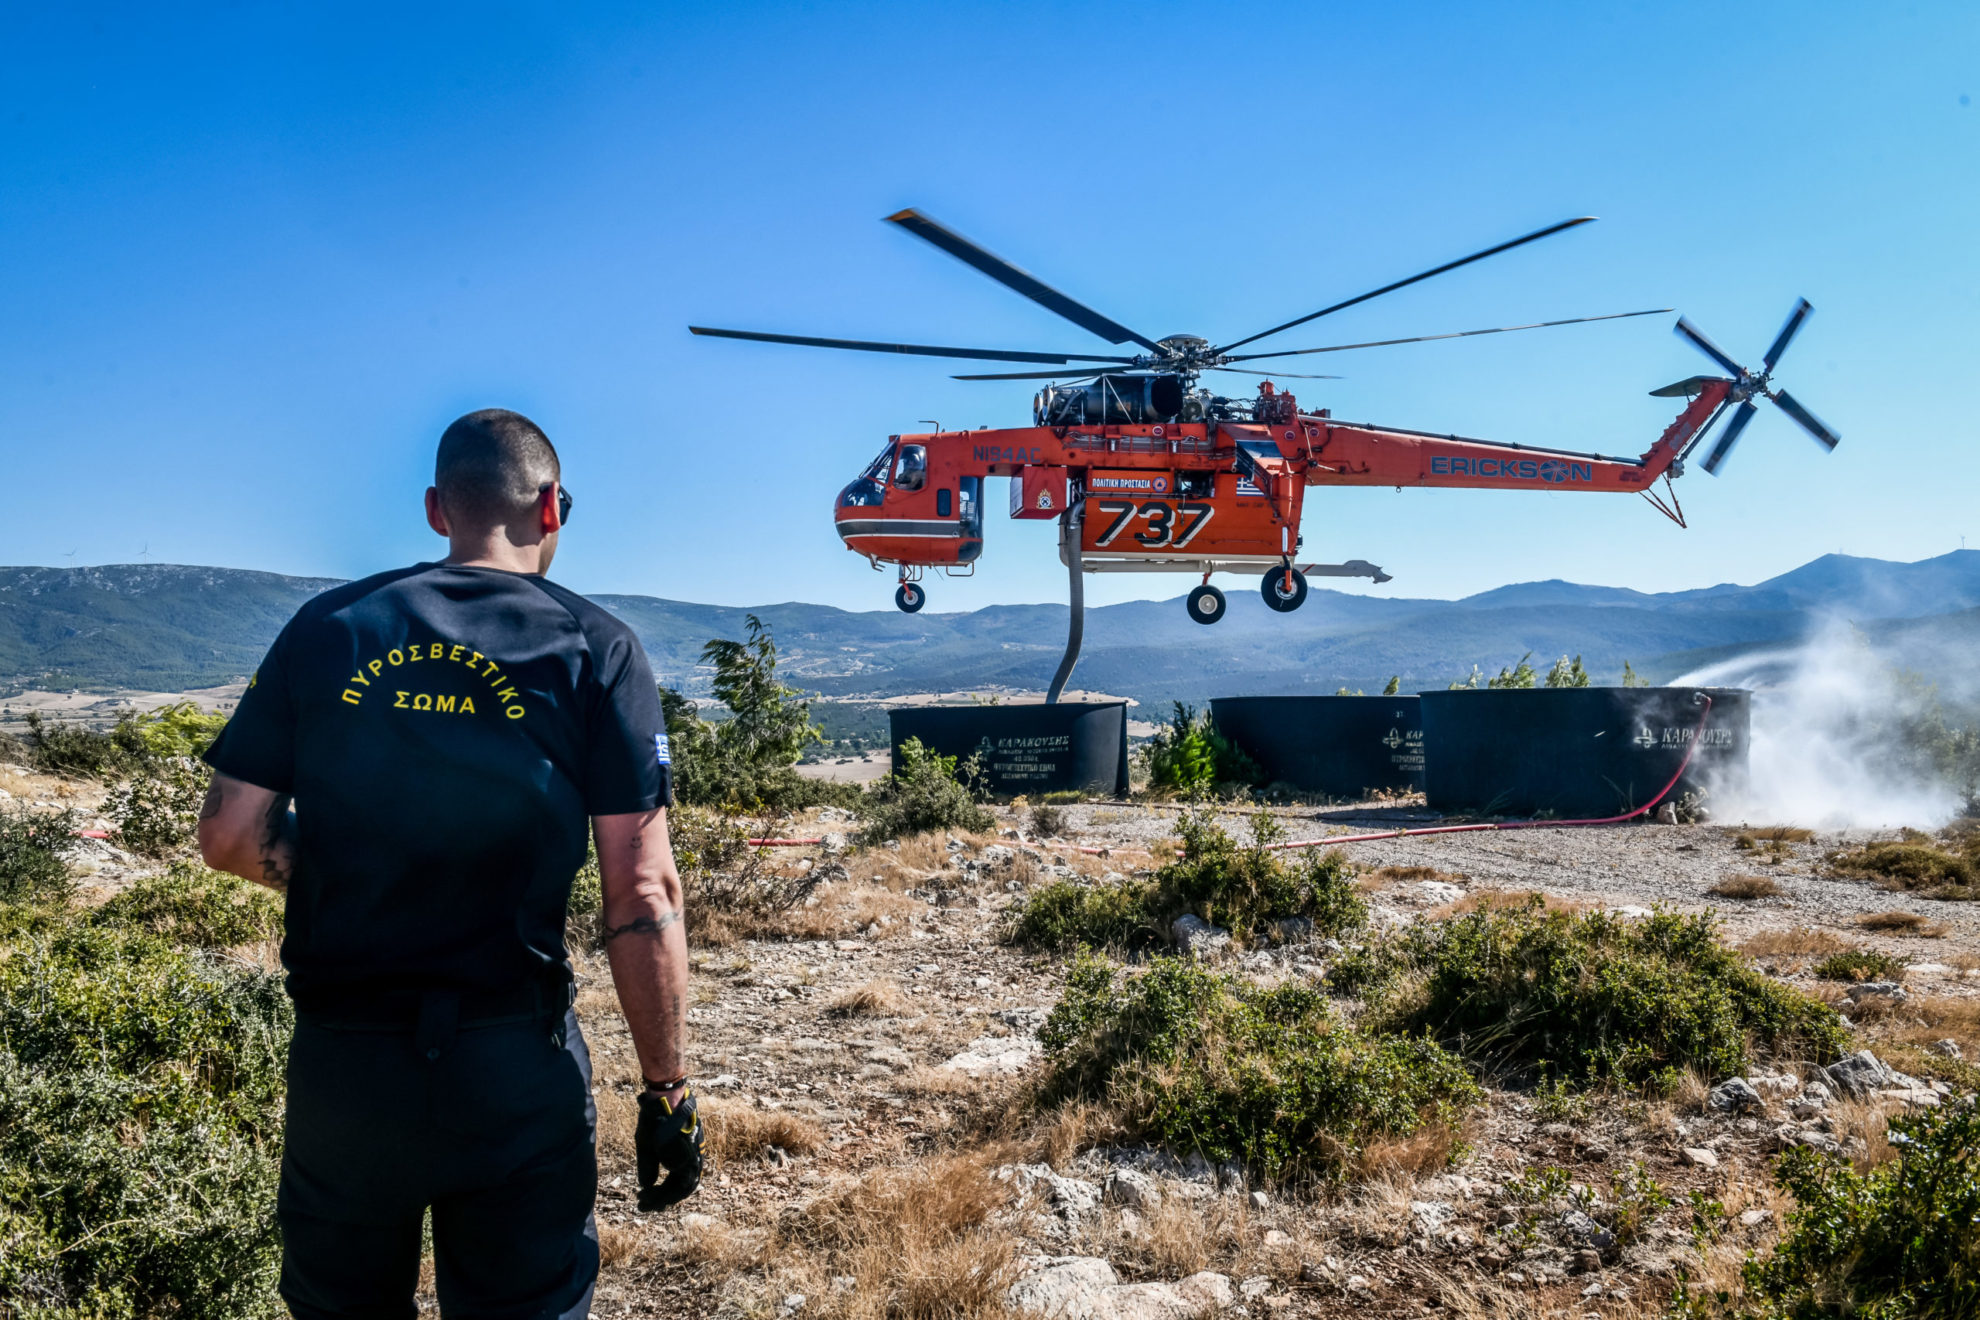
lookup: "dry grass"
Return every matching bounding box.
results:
[1741,926,1850,959]
[826,977,910,1017]
[1099,1188,1254,1280]
[1337,1171,1424,1250]
[702,1102,826,1164]
[597,1220,665,1272]
[1424,887,1594,920]
[1855,910,1950,936]
[1709,874,1783,900]
[1364,864,1464,885]
[893,832,954,872]
[708,880,925,945]
[673,1211,765,1275]
[596,1086,638,1167]
[1356,1119,1469,1180]
[1016,1101,1124,1171]
[1425,1270,1543,1320]
[1866,992,1980,1053]
[1740,826,1817,844]
[758,1150,1020,1320]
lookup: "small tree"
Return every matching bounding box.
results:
[1620,660,1650,688]
[1545,655,1591,688]
[1144,703,1260,794]
[1487,654,1538,689]
[703,616,816,772]
[660,616,852,811]
[1383,676,1401,695]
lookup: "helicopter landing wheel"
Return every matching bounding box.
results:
[1185,584,1226,625]
[895,581,926,614]
[1261,566,1308,613]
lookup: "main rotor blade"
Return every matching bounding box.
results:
[886,209,1163,352]
[1212,216,1597,355]
[1763,297,1814,371]
[1700,399,1759,475]
[1221,308,1672,363]
[1771,389,1841,450]
[1675,317,1746,377]
[1207,367,1342,379]
[688,326,1136,366]
[951,367,1120,380]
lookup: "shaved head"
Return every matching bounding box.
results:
[434,409,560,531]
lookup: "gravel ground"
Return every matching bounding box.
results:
[566,798,1978,1318]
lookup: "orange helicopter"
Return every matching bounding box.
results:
[692,211,1837,628]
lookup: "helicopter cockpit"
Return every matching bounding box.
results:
[838,441,903,508]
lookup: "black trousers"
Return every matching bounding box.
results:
[278,1000,599,1320]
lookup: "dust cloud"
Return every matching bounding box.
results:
[1675,620,1971,830]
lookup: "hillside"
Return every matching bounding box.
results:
[3,551,1978,708]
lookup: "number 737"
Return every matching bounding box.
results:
[1093,500,1215,548]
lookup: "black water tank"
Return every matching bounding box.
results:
[1209,696,1424,798]
[888,702,1130,797]
[1419,687,1750,818]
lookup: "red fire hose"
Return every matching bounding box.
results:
[678,696,1713,857]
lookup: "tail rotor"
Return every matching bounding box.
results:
[1673,299,1840,475]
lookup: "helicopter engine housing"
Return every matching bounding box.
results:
[1034,373,1191,426]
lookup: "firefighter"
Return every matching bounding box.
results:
[198,408,701,1317]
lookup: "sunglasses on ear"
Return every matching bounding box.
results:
[541,483,574,527]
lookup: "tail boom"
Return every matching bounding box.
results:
[1297,380,1731,492]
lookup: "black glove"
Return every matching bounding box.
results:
[634,1084,704,1211]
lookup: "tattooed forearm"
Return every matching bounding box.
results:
[600,910,682,942]
[258,794,296,894]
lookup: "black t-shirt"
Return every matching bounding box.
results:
[204,563,671,1008]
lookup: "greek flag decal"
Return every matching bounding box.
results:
[655,732,671,766]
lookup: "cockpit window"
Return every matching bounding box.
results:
[860,442,896,481]
[893,445,927,493]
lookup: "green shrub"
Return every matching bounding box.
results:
[1358,899,1848,1087]
[1155,811,1365,941]
[1008,812,1365,951]
[0,919,290,1316]
[1813,948,1909,982]
[89,861,283,948]
[1621,660,1650,688]
[116,701,231,760]
[1037,954,1478,1183]
[1142,703,1260,794]
[1007,875,1156,950]
[0,805,80,905]
[1693,1100,1980,1319]
[859,738,992,844]
[1028,802,1068,839]
[108,757,212,859]
[21,710,146,779]
[1828,836,1979,900]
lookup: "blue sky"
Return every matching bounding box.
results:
[0,2,1973,612]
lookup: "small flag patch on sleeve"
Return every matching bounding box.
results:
[655,732,671,766]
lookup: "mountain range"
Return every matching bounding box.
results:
[3,552,1977,710]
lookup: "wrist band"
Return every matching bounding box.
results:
[644,1076,689,1092]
